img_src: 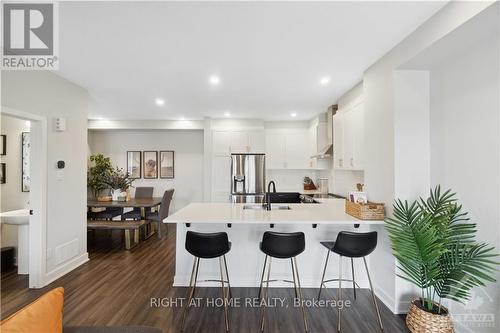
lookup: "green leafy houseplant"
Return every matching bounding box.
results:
[385,186,498,315]
[106,167,134,192]
[87,154,113,199]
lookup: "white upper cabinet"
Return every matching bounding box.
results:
[212,129,265,154]
[248,130,266,153]
[212,130,232,154]
[333,112,344,168]
[229,130,249,153]
[333,99,365,170]
[265,133,286,169]
[265,128,309,169]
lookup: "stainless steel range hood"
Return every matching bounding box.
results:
[311,143,333,159]
[311,105,336,159]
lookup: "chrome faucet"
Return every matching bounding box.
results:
[266,181,276,210]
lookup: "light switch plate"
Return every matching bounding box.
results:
[54,117,66,131]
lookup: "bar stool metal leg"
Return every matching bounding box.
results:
[292,257,309,332]
[219,257,230,332]
[290,258,298,299]
[318,249,331,299]
[258,255,268,300]
[260,257,272,332]
[181,257,200,331]
[363,257,384,331]
[223,254,232,300]
[351,258,356,300]
[337,255,342,332]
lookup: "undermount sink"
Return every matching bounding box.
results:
[0,209,31,225]
[243,204,291,211]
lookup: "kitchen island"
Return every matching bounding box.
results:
[164,198,384,290]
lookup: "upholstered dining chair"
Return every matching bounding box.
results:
[146,189,174,238]
[121,187,154,220]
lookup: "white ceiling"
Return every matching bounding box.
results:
[58,1,447,121]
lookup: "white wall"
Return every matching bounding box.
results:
[361,0,495,315]
[1,71,89,282]
[0,115,30,255]
[428,11,499,329]
[88,130,204,212]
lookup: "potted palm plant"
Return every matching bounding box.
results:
[106,167,134,201]
[385,186,498,333]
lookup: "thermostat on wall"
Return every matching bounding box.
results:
[54,117,66,132]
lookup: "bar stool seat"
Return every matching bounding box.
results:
[258,232,308,332]
[182,231,232,332]
[318,231,383,332]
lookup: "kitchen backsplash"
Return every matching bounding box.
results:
[266,169,330,192]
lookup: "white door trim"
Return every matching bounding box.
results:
[1,106,47,288]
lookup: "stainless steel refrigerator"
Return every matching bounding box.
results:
[230,153,266,203]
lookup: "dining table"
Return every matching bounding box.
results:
[87,197,163,237]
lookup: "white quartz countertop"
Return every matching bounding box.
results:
[164,198,384,225]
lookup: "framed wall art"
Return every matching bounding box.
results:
[126,151,142,179]
[0,163,5,184]
[1,135,6,155]
[160,151,174,179]
[143,151,158,179]
[22,132,31,192]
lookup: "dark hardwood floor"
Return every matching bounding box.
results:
[1,225,407,332]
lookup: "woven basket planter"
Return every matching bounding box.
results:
[406,300,454,333]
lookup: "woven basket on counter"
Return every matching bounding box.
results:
[345,200,385,220]
[406,300,454,333]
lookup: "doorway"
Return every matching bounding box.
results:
[1,107,47,288]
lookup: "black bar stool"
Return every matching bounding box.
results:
[258,231,308,332]
[182,231,232,332]
[318,231,383,332]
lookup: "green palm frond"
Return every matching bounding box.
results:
[435,243,498,303]
[386,199,444,289]
[385,186,499,311]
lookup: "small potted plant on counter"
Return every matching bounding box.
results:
[107,167,134,201]
[87,154,113,201]
[385,186,498,333]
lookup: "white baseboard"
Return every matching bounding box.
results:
[43,252,89,286]
[374,282,396,314]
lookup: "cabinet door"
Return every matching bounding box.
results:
[248,130,266,153]
[333,112,344,168]
[285,130,309,169]
[230,131,249,153]
[352,102,364,169]
[265,133,286,169]
[342,107,355,168]
[212,155,231,193]
[212,130,231,154]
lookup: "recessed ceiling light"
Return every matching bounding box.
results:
[290,112,297,118]
[320,77,330,85]
[224,112,231,117]
[209,75,220,85]
[155,98,165,106]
